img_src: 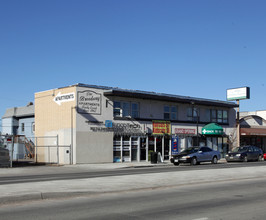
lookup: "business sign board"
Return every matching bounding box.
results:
[152,121,171,135]
[227,87,250,101]
[171,137,179,155]
[175,128,196,135]
[77,90,101,114]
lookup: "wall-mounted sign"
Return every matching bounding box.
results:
[227,87,250,101]
[53,92,75,105]
[175,128,196,135]
[90,122,143,134]
[152,121,171,135]
[105,120,113,128]
[78,90,101,114]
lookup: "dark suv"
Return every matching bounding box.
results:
[225,145,263,162]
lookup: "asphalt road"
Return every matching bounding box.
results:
[1,161,265,185]
[1,176,266,220]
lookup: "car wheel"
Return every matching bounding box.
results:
[191,157,197,166]
[258,155,262,161]
[243,156,248,162]
[212,156,218,164]
[173,162,179,166]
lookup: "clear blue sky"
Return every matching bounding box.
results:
[1,0,266,120]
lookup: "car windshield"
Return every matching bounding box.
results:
[181,147,200,154]
[232,146,248,152]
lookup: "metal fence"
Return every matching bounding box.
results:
[0,135,71,167]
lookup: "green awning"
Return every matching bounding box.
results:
[202,123,224,135]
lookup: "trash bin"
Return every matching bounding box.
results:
[150,152,158,164]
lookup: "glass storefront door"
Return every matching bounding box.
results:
[140,137,146,161]
[131,137,138,161]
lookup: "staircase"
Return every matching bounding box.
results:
[24,137,35,158]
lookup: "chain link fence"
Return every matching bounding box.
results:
[0,135,71,167]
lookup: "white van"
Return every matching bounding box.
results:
[0,148,10,167]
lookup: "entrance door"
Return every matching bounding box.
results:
[131,137,138,161]
[140,138,146,161]
[148,137,155,161]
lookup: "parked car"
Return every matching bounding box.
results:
[225,145,263,162]
[0,147,10,167]
[263,153,266,160]
[171,146,221,166]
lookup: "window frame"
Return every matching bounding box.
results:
[187,107,199,122]
[113,101,140,118]
[210,109,229,124]
[21,123,25,132]
[164,105,177,120]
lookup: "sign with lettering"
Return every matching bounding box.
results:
[227,87,250,101]
[171,137,179,155]
[53,92,75,106]
[175,128,196,135]
[152,121,171,135]
[78,90,101,114]
[90,122,143,134]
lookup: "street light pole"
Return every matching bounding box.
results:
[191,102,199,146]
[196,110,199,146]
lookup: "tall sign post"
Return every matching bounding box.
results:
[227,87,250,147]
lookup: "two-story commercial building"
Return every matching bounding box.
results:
[35,83,238,164]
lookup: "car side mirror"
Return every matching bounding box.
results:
[198,151,203,154]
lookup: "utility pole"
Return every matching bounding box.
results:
[236,100,240,147]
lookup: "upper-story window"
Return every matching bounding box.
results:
[164,106,177,120]
[132,103,139,118]
[32,122,35,133]
[211,109,228,123]
[21,123,25,132]
[114,101,139,118]
[187,107,199,121]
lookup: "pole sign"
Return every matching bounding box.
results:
[226,87,250,101]
[171,137,179,155]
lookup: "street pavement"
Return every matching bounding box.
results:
[1,160,266,205]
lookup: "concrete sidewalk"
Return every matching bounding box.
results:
[1,160,266,205]
[1,158,228,176]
